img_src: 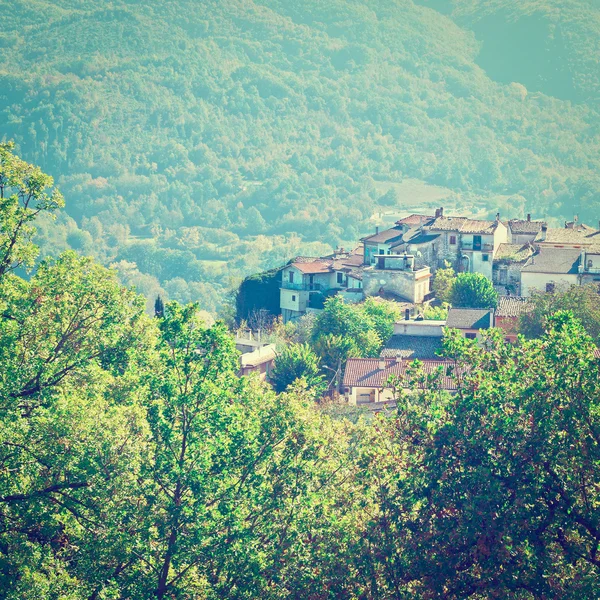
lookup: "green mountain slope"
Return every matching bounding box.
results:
[417,0,600,102]
[1,0,598,312]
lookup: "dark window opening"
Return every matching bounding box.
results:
[449,235,456,245]
[482,254,489,262]
[465,333,477,340]
[291,295,296,301]
[546,283,555,293]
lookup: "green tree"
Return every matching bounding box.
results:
[451,272,498,308]
[351,314,600,597]
[432,260,455,303]
[520,283,600,342]
[270,342,325,395]
[311,296,382,368]
[0,142,64,281]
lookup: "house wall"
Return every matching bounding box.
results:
[520,272,579,297]
[348,386,395,405]
[280,288,307,312]
[493,262,523,294]
[362,268,431,303]
[364,242,395,265]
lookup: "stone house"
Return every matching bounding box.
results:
[362,254,432,304]
[492,243,535,295]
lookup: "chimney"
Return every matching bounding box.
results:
[435,208,440,218]
[496,212,500,221]
[439,206,444,217]
[375,226,379,235]
[405,308,410,321]
[540,224,547,242]
[527,213,531,222]
[378,359,386,370]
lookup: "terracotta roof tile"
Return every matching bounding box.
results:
[495,296,533,318]
[381,336,444,360]
[343,358,459,390]
[395,214,435,227]
[508,219,546,234]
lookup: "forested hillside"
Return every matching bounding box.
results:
[1,0,599,313]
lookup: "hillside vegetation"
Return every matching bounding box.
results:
[1,0,599,312]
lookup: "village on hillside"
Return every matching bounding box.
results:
[237,208,600,408]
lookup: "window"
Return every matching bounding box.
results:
[379,249,385,255]
[546,282,555,293]
[337,272,344,284]
[289,271,294,283]
[449,235,456,245]
[482,254,489,262]
[291,295,296,302]
[465,333,477,340]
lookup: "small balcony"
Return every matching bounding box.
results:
[579,265,600,274]
[281,281,323,291]
[461,242,494,252]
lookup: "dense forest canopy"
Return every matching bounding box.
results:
[1,0,599,313]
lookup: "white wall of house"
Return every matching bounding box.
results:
[520,272,579,297]
[280,288,308,313]
[348,386,395,405]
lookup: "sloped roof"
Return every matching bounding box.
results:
[343,358,458,390]
[495,296,533,318]
[535,226,600,245]
[508,219,546,234]
[290,259,332,274]
[391,227,440,248]
[446,308,493,330]
[428,216,469,231]
[494,243,535,264]
[459,219,498,234]
[427,216,499,234]
[395,214,435,227]
[381,335,444,360]
[361,226,404,244]
[521,247,581,275]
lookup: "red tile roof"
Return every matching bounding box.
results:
[395,214,435,227]
[343,358,459,391]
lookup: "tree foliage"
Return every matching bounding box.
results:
[451,271,498,308]
[520,283,600,342]
[270,342,325,395]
